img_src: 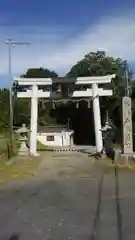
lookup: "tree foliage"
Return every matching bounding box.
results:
[67,51,134,131]
[67,51,132,97]
[0,89,10,130]
[22,67,58,78]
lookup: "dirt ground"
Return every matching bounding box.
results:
[0,152,135,240]
[35,152,97,181]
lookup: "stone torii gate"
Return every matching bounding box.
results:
[13,74,115,156]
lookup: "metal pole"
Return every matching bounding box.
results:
[6,39,29,151]
[7,39,14,150]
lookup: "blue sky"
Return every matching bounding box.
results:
[0,0,135,87]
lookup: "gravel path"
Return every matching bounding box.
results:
[0,152,135,240]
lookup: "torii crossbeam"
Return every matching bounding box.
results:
[13,74,115,155]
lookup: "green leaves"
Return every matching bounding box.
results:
[23,68,58,78]
[67,51,132,98]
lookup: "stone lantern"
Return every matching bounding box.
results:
[101,113,115,158]
[16,124,29,155]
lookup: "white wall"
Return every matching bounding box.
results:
[37,133,62,147]
[37,131,74,147]
[62,131,70,146]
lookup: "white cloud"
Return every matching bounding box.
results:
[0,13,135,76]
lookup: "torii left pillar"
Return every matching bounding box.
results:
[30,84,38,156]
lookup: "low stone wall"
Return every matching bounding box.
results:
[44,147,82,152]
[103,149,135,166]
[118,154,135,165]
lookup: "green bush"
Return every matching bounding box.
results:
[0,133,20,161]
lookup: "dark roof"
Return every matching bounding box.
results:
[37,125,73,133]
[52,77,76,83]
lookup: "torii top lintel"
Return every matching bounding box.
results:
[14,74,116,86]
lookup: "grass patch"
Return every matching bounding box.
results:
[0,133,20,159]
[0,156,42,186]
[0,134,10,152]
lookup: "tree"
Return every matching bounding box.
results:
[22,67,58,78]
[67,51,133,110]
[66,51,133,142]
[67,51,132,97]
[0,89,10,131]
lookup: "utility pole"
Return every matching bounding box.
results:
[6,39,14,149]
[6,39,29,151]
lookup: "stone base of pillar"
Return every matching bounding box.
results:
[18,142,29,156]
[118,153,135,165]
[30,152,40,157]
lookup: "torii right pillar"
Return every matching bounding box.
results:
[92,83,103,153]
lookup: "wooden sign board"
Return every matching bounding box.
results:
[122,97,133,154]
